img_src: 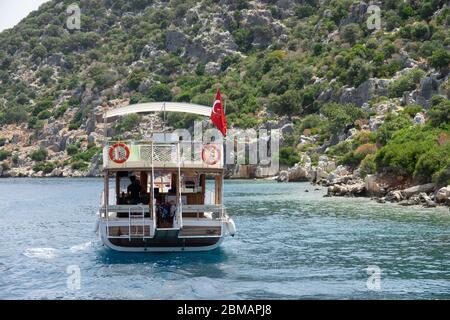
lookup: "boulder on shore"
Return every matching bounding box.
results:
[327,182,365,197]
[435,186,450,204]
[401,183,435,198]
[386,190,403,202]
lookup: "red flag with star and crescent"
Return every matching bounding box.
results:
[211,88,227,136]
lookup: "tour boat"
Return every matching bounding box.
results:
[96,102,236,252]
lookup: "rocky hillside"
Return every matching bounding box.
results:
[0,0,449,197]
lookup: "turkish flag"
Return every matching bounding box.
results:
[211,88,227,136]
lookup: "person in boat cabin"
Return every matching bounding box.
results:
[127,175,141,204]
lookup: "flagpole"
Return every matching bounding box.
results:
[224,99,227,141]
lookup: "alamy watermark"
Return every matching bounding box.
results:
[170,122,280,174]
[366,265,382,291]
[66,3,81,30]
[66,265,81,290]
[367,5,381,30]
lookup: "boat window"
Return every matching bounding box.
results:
[180,172,199,193]
[115,171,149,205]
[151,172,173,194]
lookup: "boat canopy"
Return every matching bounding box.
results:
[104,102,212,119]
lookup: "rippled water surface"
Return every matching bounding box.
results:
[0,178,449,299]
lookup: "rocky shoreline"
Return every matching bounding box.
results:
[2,162,449,209]
[275,154,450,209]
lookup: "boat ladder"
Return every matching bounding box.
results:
[128,206,146,240]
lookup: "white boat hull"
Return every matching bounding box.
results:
[97,218,233,252]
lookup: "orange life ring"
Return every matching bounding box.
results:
[202,144,221,165]
[108,143,130,164]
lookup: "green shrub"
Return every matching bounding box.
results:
[30,148,48,162]
[115,114,141,133]
[68,111,84,131]
[166,112,201,129]
[32,98,53,116]
[347,59,372,87]
[37,109,52,120]
[411,23,430,40]
[0,149,11,161]
[427,98,450,127]
[376,113,412,145]
[127,71,145,90]
[66,144,78,156]
[320,103,366,135]
[72,145,101,163]
[360,154,377,178]
[268,90,303,116]
[71,160,89,171]
[228,113,258,129]
[89,64,118,89]
[375,126,449,181]
[298,114,326,132]
[398,3,414,19]
[340,24,361,45]
[403,104,423,117]
[195,63,205,76]
[37,67,54,84]
[326,140,353,156]
[221,54,240,72]
[32,161,55,174]
[294,4,315,19]
[428,49,450,69]
[420,1,438,19]
[32,44,47,59]
[279,147,301,167]
[415,142,450,183]
[388,68,426,98]
[0,106,29,124]
[341,143,377,168]
[53,103,68,118]
[145,84,173,101]
[433,166,450,186]
[0,138,6,147]
[233,28,254,53]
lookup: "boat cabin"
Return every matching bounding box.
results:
[97,102,234,252]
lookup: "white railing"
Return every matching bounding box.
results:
[182,204,226,220]
[103,140,223,169]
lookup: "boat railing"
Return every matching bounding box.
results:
[100,205,151,215]
[102,140,223,169]
[182,204,226,220]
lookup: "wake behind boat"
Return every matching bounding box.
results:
[96,102,235,252]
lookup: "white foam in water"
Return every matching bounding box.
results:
[70,241,92,253]
[23,248,57,259]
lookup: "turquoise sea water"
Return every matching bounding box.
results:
[0,178,449,299]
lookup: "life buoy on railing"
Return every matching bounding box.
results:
[202,144,221,165]
[108,143,130,164]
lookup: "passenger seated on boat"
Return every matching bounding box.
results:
[127,175,141,204]
[156,201,176,227]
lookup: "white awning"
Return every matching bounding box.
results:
[104,102,212,119]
